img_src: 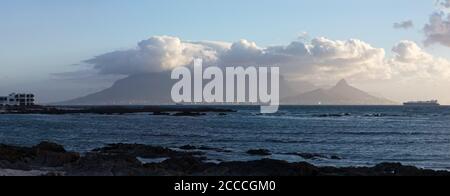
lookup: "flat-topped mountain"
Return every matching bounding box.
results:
[60,73,175,105]
[59,72,307,105]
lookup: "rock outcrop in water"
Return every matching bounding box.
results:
[0,142,449,176]
[286,152,342,160]
[247,149,272,156]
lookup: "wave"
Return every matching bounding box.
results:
[362,113,412,118]
[333,131,435,136]
[257,112,431,120]
[142,133,177,137]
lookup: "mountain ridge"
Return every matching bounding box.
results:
[59,74,396,106]
[59,73,175,105]
[59,72,306,105]
[282,79,397,105]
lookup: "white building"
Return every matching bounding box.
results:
[0,93,35,106]
[0,96,7,106]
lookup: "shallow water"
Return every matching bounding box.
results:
[1,106,449,170]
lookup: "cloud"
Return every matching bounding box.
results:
[441,0,450,8]
[393,20,414,29]
[82,35,450,84]
[390,40,450,78]
[423,1,450,47]
[219,39,265,66]
[423,12,450,47]
[84,36,223,75]
[267,37,390,81]
[297,32,310,41]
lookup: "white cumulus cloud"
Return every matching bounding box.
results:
[390,40,450,78]
[272,37,390,81]
[85,36,223,75]
[82,35,450,83]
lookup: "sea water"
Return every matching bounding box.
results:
[0,106,449,170]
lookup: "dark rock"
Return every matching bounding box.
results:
[371,162,448,176]
[287,152,342,160]
[330,155,342,160]
[1,105,236,115]
[155,156,210,175]
[152,112,171,116]
[1,142,449,176]
[32,142,80,167]
[318,162,450,176]
[0,142,79,169]
[92,143,204,159]
[180,145,232,153]
[34,142,66,153]
[288,153,328,160]
[214,159,320,176]
[172,112,207,117]
[66,153,143,176]
[0,144,35,163]
[247,149,271,156]
[179,145,197,150]
[314,113,351,118]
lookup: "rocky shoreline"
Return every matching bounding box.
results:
[0,105,236,115]
[0,142,449,176]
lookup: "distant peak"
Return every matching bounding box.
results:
[336,79,349,87]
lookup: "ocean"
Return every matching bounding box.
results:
[1,106,450,170]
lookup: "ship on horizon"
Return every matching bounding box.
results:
[403,100,441,106]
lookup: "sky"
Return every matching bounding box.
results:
[1,0,450,103]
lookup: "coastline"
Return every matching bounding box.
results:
[0,105,236,115]
[0,142,448,176]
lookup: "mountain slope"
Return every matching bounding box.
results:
[60,73,175,105]
[282,79,397,105]
[60,72,303,105]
